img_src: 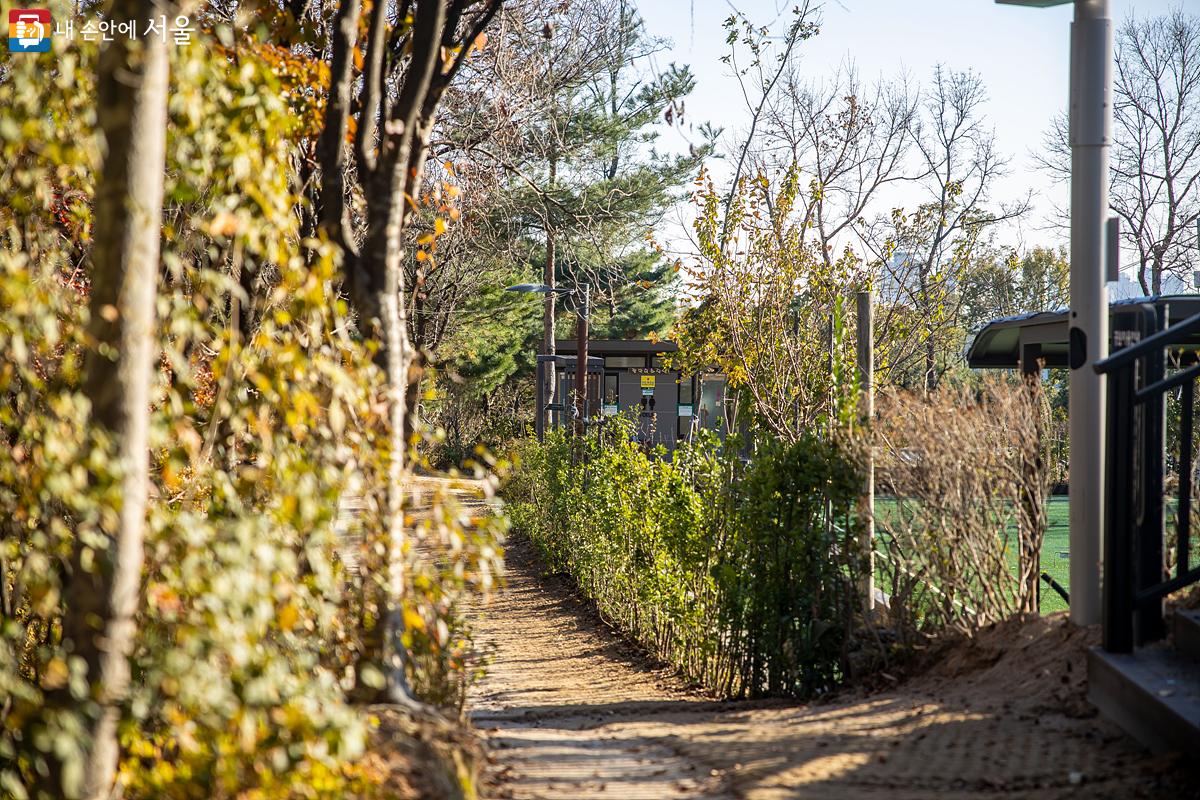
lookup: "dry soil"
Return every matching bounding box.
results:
[467,534,1200,800]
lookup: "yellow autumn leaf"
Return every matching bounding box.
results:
[403,607,425,631]
[278,603,300,631]
[162,461,182,493]
[42,658,69,690]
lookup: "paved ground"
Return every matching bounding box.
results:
[467,535,1200,800]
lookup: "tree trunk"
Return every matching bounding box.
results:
[365,103,442,703]
[920,260,936,392]
[379,206,416,703]
[61,1,170,795]
[314,0,503,706]
[543,151,558,433]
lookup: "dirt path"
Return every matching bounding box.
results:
[467,535,1199,800]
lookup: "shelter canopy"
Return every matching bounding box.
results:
[967,295,1200,369]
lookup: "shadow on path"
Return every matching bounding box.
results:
[466,535,1200,800]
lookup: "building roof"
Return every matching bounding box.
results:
[968,295,1200,369]
[555,339,677,355]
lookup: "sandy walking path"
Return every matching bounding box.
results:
[467,535,1198,800]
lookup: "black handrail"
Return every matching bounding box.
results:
[1098,305,1200,652]
[1040,572,1070,604]
[1135,361,1200,402]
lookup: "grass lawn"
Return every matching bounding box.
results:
[874,495,1071,615]
[1015,496,1180,613]
[1040,497,1070,613]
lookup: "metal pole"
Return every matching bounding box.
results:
[575,284,589,437]
[535,358,545,442]
[1021,343,1044,613]
[1068,0,1111,625]
[543,246,556,436]
[856,291,875,613]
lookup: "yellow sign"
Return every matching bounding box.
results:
[640,375,656,389]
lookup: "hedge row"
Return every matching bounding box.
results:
[504,422,866,699]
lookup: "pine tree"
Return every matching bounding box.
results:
[436,0,711,427]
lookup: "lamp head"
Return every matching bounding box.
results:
[506,283,555,294]
[506,282,579,296]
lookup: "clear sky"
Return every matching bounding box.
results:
[636,0,1184,259]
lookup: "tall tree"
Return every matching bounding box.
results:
[671,165,861,441]
[428,0,708,426]
[1039,6,1200,294]
[497,0,705,397]
[717,1,820,252]
[865,67,1026,389]
[960,246,1071,335]
[60,0,173,795]
[316,0,502,704]
[756,62,918,268]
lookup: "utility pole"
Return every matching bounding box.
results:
[542,23,558,436]
[996,0,1111,624]
[1067,0,1111,626]
[543,206,557,434]
[574,284,590,436]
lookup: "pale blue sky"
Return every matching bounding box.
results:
[637,0,1183,257]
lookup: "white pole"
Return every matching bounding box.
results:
[1068,0,1111,625]
[857,291,875,612]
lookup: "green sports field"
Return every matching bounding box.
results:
[874,495,1071,615]
[1039,496,1070,613]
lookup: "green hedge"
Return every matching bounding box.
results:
[504,421,865,699]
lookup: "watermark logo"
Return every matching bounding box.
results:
[8,8,51,52]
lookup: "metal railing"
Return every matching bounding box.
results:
[1094,304,1200,652]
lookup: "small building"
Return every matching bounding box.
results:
[541,339,735,450]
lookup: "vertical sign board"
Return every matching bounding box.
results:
[638,374,656,443]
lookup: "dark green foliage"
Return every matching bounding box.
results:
[444,276,543,400]
[588,249,678,341]
[504,421,865,699]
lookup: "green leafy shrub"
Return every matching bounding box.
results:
[505,420,865,699]
[0,23,500,799]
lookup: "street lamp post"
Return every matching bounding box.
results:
[997,0,1111,625]
[507,282,591,436]
[574,284,590,436]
